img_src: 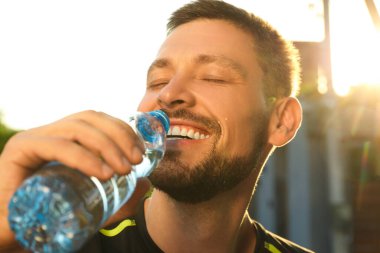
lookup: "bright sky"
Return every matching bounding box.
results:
[329,0,380,96]
[1,0,378,130]
[0,1,188,130]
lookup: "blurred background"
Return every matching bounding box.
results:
[1,1,379,252]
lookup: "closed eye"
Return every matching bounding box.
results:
[203,78,226,84]
[147,80,170,90]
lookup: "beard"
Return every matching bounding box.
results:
[148,109,269,204]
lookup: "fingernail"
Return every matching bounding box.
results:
[121,157,132,175]
[137,140,145,152]
[102,163,113,176]
[122,156,131,167]
[132,146,144,162]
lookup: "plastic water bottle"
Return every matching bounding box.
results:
[8,110,169,253]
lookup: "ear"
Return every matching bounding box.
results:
[268,97,302,147]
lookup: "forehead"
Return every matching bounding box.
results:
[156,19,262,77]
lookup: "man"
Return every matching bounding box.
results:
[0,0,314,252]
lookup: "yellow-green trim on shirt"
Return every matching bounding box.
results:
[265,241,281,253]
[99,219,136,237]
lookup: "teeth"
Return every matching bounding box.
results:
[168,126,209,140]
[171,126,181,136]
[187,129,194,139]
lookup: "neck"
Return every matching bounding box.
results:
[145,167,261,253]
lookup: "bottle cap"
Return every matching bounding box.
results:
[147,110,170,133]
[136,110,170,143]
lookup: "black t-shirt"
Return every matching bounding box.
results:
[79,200,314,253]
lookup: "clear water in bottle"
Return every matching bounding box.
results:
[8,110,169,253]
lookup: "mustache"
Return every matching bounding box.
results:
[161,109,221,135]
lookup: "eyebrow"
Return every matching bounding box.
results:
[196,54,247,78]
[147,54,247,79]
[147,58,171,76]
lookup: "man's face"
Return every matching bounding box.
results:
[138,19,269,203]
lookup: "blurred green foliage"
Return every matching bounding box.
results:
[0,112,18,153]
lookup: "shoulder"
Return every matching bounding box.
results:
[253,221,315,253]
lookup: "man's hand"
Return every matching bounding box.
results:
[0,110,150,251]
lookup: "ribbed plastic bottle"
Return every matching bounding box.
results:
[8,110,169,253]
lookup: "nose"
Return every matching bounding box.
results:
[157,76,195,110]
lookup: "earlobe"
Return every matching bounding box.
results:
[268,97,302,147]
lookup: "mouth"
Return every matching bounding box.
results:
[167,125,210,140]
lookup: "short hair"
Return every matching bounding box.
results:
[167,0,301,101]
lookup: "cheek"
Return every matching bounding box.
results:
[217,98,267,158]
[218,115,257,157]
[196,90,261,154]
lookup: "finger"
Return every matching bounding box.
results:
[47,118,133,175]
[5,135,114,180]
[64,111,145,165]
